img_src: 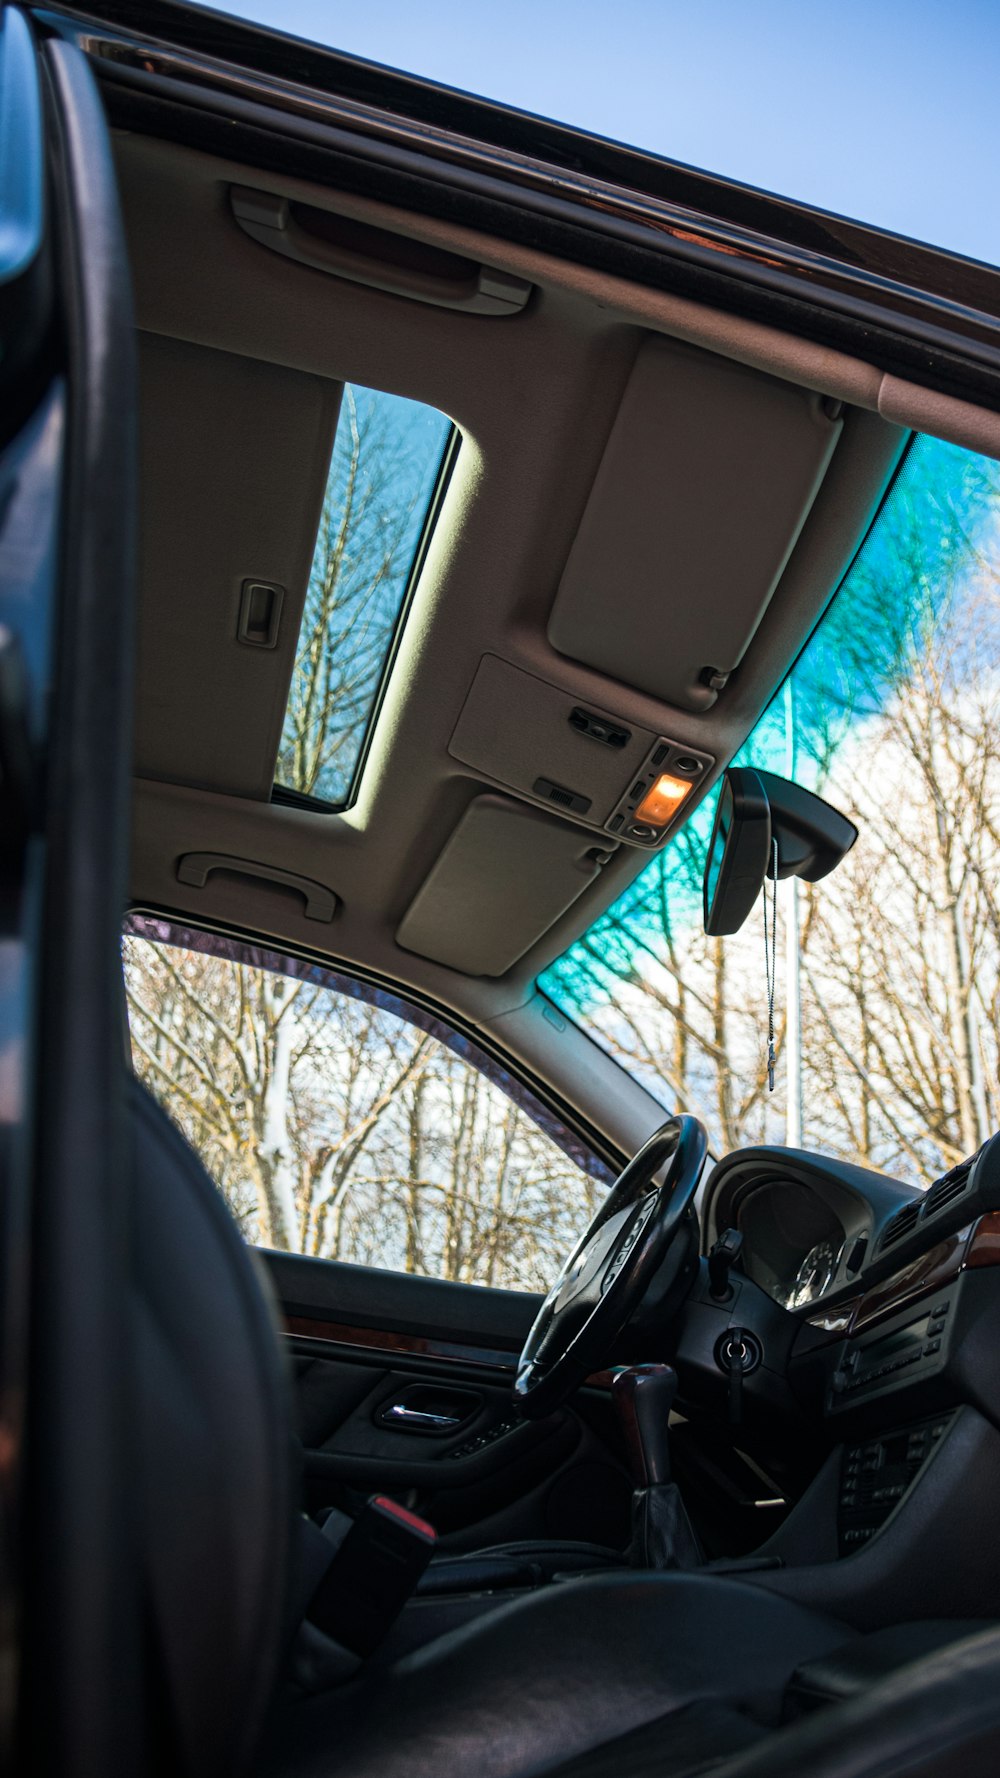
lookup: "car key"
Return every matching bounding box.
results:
[726,1327,749,1427]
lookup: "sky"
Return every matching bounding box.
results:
[199,0,1000,267]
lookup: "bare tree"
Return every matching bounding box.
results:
[124,936,600,1287]
[276,385,448,802]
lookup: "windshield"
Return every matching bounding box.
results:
[540,434,1000,1184]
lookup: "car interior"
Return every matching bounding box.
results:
[6,5,1000,1777]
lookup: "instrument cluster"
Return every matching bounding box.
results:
[733,1176,868,1311]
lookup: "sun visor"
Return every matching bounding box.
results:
[548,339,843,710]
[396,795,616,976]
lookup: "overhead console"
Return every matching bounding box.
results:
[449,655,714,852]
[548,338,843,711]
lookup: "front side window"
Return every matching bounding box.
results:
[123,917,612,1289]
[542,435,1000,1183]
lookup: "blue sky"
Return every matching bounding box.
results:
[203,0,999,266]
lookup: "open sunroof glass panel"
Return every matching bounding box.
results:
[275,383,454,808]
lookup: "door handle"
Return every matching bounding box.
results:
[384,1404,464,1430]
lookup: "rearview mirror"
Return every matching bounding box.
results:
[703,766,857,937]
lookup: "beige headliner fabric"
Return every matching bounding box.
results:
[117,123,973,1146]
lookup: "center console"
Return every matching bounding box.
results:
[837,1411,956,1552]
[823,1282,963,1555]
[827,1286,956,1413]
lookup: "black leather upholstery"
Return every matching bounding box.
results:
[506,1627,1000,1778]
[259,1573,851,1778]
[715,1626,1000,1778]
[131,1079,293,1775]
[788,1619,995,1710]
[525,1704,766,1778]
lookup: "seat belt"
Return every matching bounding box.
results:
[288,1496,437,1690]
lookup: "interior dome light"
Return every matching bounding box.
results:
[633,773,692,827]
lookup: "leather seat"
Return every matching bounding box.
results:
[131,1072,1000,1778]
[259,1571,851,1778]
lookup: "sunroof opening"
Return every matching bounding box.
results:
[274,383,454,807]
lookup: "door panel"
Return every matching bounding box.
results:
[266,1248,541,1351]
[262,1250,633,1550]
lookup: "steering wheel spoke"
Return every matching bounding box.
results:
[513,1117,707,1418]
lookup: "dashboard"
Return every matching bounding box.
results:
[730,1174,872,1311]
[648,1132,1000,1626]
[702,1136,1000,1328]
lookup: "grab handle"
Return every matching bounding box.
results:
[176,852,338,922]
[230,186,531,317]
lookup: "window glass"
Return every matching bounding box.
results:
[540,436,1000,1184]
[123,917,612,1289]
[275,384,453,807]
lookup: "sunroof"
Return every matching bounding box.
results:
[274,383,454,807]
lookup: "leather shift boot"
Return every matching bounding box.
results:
[630,1482,703,1571]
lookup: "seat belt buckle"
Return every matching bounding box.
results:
[307,1494,437,1657]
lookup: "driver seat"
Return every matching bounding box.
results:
[131,1069,1000,1778]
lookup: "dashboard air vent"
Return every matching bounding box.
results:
[924,1156,976,1218]
[879,1202,921,1252]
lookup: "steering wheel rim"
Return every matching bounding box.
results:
[513,1115,707,1418]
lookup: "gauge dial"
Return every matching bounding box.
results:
[782,1239,843,1309]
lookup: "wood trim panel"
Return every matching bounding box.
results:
[283,1315,616,1390]
[286,1216,1000,1379]
[805,1212,1000,1341]
[964,1210,1000,1268]
[804,1300,861,1339]
[851,1226,974,1333]
[284,1314,520,1373]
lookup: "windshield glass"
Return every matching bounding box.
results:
[540,434,1000,1184]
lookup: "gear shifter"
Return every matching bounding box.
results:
[612,1363,677,1485]
[612,1364,702,1571]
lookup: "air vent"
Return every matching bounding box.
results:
[879,1202,921,1252]
[924,1157,975,1217]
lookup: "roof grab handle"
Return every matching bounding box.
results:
[230,186,532,317]
[176,852,338,922]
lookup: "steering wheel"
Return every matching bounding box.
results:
[513,1115,707,1418]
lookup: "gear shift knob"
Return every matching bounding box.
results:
[612,1363,678,1487]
